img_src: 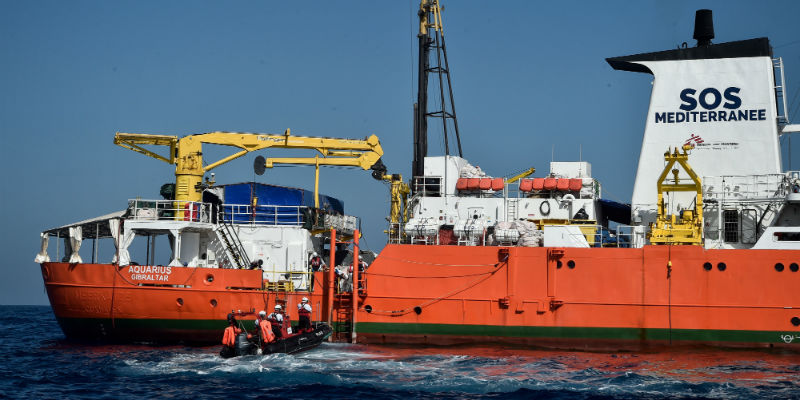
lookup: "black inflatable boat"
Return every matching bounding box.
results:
[220,323,333,358]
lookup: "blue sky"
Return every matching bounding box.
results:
[2,1,799,305]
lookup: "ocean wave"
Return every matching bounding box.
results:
[1,306,799,399]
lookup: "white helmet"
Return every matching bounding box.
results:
[311,252,318,257]
[258,310,266,318]
[274,305,282,310]
[301,297,309,303]
[358,255,363,260]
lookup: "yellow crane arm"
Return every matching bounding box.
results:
[114,134,177,164]
[114,129,385,203]
[506,167,536,183]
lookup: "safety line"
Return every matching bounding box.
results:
[366,255,509,316]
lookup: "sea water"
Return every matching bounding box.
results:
[1,306,798,399]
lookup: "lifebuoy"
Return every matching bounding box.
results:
[539,201,550,216]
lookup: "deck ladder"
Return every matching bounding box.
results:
[214,220,251,269]
[774,57,790,125]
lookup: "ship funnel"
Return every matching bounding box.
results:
[693,9,714,47]
[606,8,779,229]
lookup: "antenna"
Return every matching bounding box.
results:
[412,0,463,180]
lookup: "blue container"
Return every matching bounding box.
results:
[218,182,344,224]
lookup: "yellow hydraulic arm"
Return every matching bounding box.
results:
[506,167,536,183]
[648,144,704,245]
[114,129,385,204]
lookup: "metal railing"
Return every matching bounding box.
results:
[128,199,213,223]
[261,266,313,291]
[703,174,789,203]
[127,199,309,227]
[222,204,307,226]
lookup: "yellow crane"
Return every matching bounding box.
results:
[114,129,409,229]
[115,129,386,204]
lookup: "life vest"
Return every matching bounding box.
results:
[222,325,241,347]
[259,320,275,343]
[267,313,283,328]
[297,303,311,317]
[310,257,322,269]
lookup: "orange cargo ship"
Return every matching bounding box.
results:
[38,4,800,349]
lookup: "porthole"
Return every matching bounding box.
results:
[176,298,184,306]
[206,274,214,283]
[414,306,422,315]
[210,299,218,307]
[791,317,800,327]
[556,260,563,269]
[567,260,576,269]
[703,262,712,271]
[791,263,799,272]
[775,263,785,272]
[717,262,727,271]
[365,305,373,313]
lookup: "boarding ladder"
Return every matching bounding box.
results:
[331,271,367,342]
[774,57,790,125]
[214,219,251,269]
[332,294,354,342]
[506,198,519,221]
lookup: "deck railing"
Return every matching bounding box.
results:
[127,199,307,226]
[128,199,213,223]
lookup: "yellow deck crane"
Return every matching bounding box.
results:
[648,144,704,245]
[114,130,409,230]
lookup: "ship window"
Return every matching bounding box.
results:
[775,232,800,241]
[414,177,441,197]
[723,210,739,243]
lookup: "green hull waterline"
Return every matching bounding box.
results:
[56,317,799,345]
[356,322,798,344]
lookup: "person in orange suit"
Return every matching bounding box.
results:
[257,310,276,348]
[222,313,242,350]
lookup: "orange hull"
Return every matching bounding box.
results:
[42,244,800,349]
[41,263,325,343]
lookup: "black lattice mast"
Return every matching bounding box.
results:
[412,0,462,180]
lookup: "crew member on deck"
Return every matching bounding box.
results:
[267,305,284,339]
[309,252,325,272]
[297,297,312,332]
[222,313,242,351]
[257,310,275,346]
[355,255,368,291]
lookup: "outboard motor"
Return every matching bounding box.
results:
[234,332,256,356]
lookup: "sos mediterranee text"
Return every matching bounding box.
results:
[655,87,766,124]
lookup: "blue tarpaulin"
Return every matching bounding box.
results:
[217,182,344,224]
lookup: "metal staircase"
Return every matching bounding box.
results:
[214,220,251,269]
